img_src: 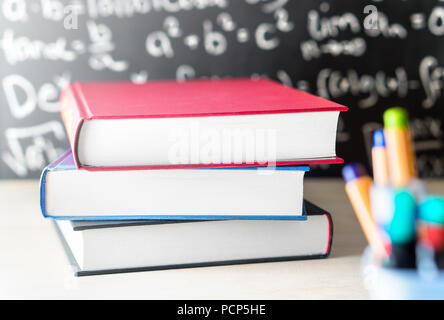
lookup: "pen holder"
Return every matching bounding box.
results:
[360,247,444,300]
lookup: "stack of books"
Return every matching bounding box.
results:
[40,78,347,276]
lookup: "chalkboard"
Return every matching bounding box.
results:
[1,0,443,179]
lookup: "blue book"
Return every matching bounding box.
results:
[40,151,309,221]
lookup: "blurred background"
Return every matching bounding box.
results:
[0,0,443,179]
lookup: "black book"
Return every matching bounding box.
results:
[53,200,333,276]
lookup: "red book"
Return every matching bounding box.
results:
[60,78,347,170]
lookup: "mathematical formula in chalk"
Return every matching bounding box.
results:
[0,0,443,178]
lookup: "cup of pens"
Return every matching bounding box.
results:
[343,107,444,300]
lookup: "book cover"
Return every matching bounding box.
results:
[60,78,347,169]
[53,200,334,276]
[40,151,310,221]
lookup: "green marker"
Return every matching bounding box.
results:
[383,107,417,187]
[383,107,410,129]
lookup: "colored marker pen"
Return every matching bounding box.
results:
[371,129,389,186]
[383,107,417,187]
[343,163,388,259]
[387,189,417,269]
[417,197,444,272]
[370,130,392,248]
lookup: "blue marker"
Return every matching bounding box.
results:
[370,130,393,250]
[371,130,390,186]
[370,130,393,232]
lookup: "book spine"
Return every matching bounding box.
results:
[325,213,334,256]
[39,166,49,218]
[60,84,87,168]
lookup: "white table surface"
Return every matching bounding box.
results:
[1,178,442,299]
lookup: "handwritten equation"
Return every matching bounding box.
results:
[0,0,443,178]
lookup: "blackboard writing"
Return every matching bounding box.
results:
[0,0,443,178]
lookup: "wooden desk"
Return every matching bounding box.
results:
[1,179,442,299]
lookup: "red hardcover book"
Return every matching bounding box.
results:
[60,78,347,170]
